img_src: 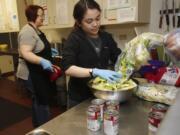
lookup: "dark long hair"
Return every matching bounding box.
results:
[73,0,101,28]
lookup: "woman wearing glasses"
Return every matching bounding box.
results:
[16,5,58,127]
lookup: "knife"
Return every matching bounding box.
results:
[165,0,170,31]
[178,1,180,27]
[159,0,164,29]
[172,0,176,28]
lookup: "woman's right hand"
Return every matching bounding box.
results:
[92,68,122,83]
[40,58,53,71]
[165,30,180,61]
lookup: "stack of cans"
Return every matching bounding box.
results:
[148,103,169,135]
[87,98,120,135]
[87,105,101,132]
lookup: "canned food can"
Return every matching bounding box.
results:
[87,105,101,131]
[104,109,119,135]
[148,111,163,135]
[106,100,120,111]
[91,98,105,122]
[151,104,168,115]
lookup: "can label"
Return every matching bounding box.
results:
[106,100,120,111]
[151,104,168,115]
[104,109,119,135]
[148,123,158,135]
[87,105,101,131]
[91,99,105,122]
[148,111,163,135]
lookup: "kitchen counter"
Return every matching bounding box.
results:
[26,96,154,135]
[157,91,180,135]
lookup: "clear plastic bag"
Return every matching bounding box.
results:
[134,82,179,105]
[115,32,164,76]
[164,29,180,63]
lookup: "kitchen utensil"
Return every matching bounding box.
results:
[88,80,137,102]
[165,0,170,31]
[177,1,180,27]
[159,0,164,28]
[172,0,176,28]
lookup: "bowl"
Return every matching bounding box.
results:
[88,80,137,103]
[0,44,8,51]
[27,129,52,135]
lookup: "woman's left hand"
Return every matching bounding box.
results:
[51,48,59,57]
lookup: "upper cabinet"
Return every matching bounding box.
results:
[33,0,104,29]
[0,0,31,33]
[102,0,150,25]
[0,0,151,32]
[33,0,75,29]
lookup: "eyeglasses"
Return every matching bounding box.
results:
[37,14,45,18]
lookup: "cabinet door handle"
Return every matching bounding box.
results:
[48,16,51,24]
[53,16,56,24]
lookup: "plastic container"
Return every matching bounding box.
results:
[49,65,62,81]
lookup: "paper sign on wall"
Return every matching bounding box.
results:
[107,0,131,9]
[117,7,136,23]
[56,0,69,25]
[106,9,117,20]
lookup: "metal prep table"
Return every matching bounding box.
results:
[157,91,180,135]
[26,96,155,135]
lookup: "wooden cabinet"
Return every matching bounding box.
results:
[0,0,31,33]
[33,0,103,29]
[33,0,150,29]
[33,0,75,29]
[0,55,14,74]
[102,0,150,25]
[0,0,150,31]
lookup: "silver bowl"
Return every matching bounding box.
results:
[27,129,52,135]
[88,81,137,103]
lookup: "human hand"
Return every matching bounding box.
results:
[92,68,122,83]
[49,65,62,81]
[165,30,180,61]
[51,48,59,57]
[40,58,53,71]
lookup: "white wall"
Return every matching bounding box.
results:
[135,0,179,35]
[106,0,179,48]
[43,0,179,49]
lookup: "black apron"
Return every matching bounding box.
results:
[26,23,56,105]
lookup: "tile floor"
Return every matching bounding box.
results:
[0,77,66,135]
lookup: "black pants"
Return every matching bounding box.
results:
[17,77,50,127]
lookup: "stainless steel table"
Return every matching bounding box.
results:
[26,96,154,135]
[157,91,180,135]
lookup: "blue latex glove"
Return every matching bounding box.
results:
[92,68,122,83]
[40,58,53,71]
[51,48,59,57]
